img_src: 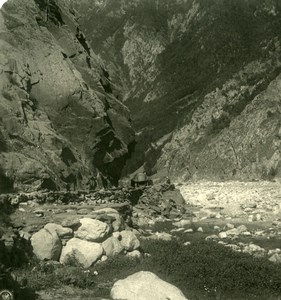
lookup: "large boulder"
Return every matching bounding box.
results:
[119,231,140,251]
[102,236,124,257]
[31,229,62,261]
[110,271,188,300]
[60,238,103,268]
[75,218,110,242]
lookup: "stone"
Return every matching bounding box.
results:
[31,229,62,261]
[214,226,220,231]
[242,244,266,257]
[205,235,219,241]
[75,218,110,242]
[225,225,248,236]
[242,201,257,209]
[162,189,186,206]
[225,223,235,229]
[119,231,140,251]
[148,232,173,241]
[44,223,73,238]
[173,219,192,227]
[126,250,142,259]
[218,232,227,239]
[91,208,125,232]
[269,253,281,263]
[61,217,81,228]
[102,236,124,257]
[110,271,187,300]
[60,238,103,268]
[77,208,93,215]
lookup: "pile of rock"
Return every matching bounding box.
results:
[30,208,141,268]
[132,183,191,226]
[2,188,132,206]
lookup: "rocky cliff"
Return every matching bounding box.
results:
[71,0,281,181]
[0,0,135,192]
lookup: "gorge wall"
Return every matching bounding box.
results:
[72,0,281,182]
[0,0,135,192]
[1,0,281,193]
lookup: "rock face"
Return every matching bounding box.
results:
[0,0,134,193]
[110,271,188,300]
[74,218,110,242]
[60,237,103,268]
[72,0,281,180]
[31,228,62,261]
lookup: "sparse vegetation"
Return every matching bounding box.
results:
[13,238,281,299]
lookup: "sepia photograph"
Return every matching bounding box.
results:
[0,0,281,299]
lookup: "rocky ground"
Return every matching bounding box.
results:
[1,180,281,299]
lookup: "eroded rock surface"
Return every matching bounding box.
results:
[0,0,134,193]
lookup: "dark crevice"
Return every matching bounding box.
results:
[60,147,77,167]
[41,178,58,191]
[76,28,91,56]
[34,0,65,26]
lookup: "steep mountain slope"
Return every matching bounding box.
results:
[0,0,134,192]
[71,0,281,180]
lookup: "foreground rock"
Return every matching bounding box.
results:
[111,271,188,300]
[31,229,62,261]
[60,238,103,268]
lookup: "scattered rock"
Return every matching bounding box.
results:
[44,223,73,239]
[75,218,110,242]
[31,229,62,261]
[147,232,173,241]
[102,236,124,257]
[60,238,103,268]
[205,235,219,241]
[126,250,142,259]
[225,223,235,229]
[119,231,140,251]
[269,253,281,263]
[173,219,192,227]
[110,271,188,300]
[218,232,227,239]
[61,217,81,229]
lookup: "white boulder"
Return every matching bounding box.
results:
[31,229,62,261]
[111,271,188,300]
[75,218,110,242]
[60,238,103,268]
[119,231,140,251]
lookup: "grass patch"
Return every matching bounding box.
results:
[16,239,281,299]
